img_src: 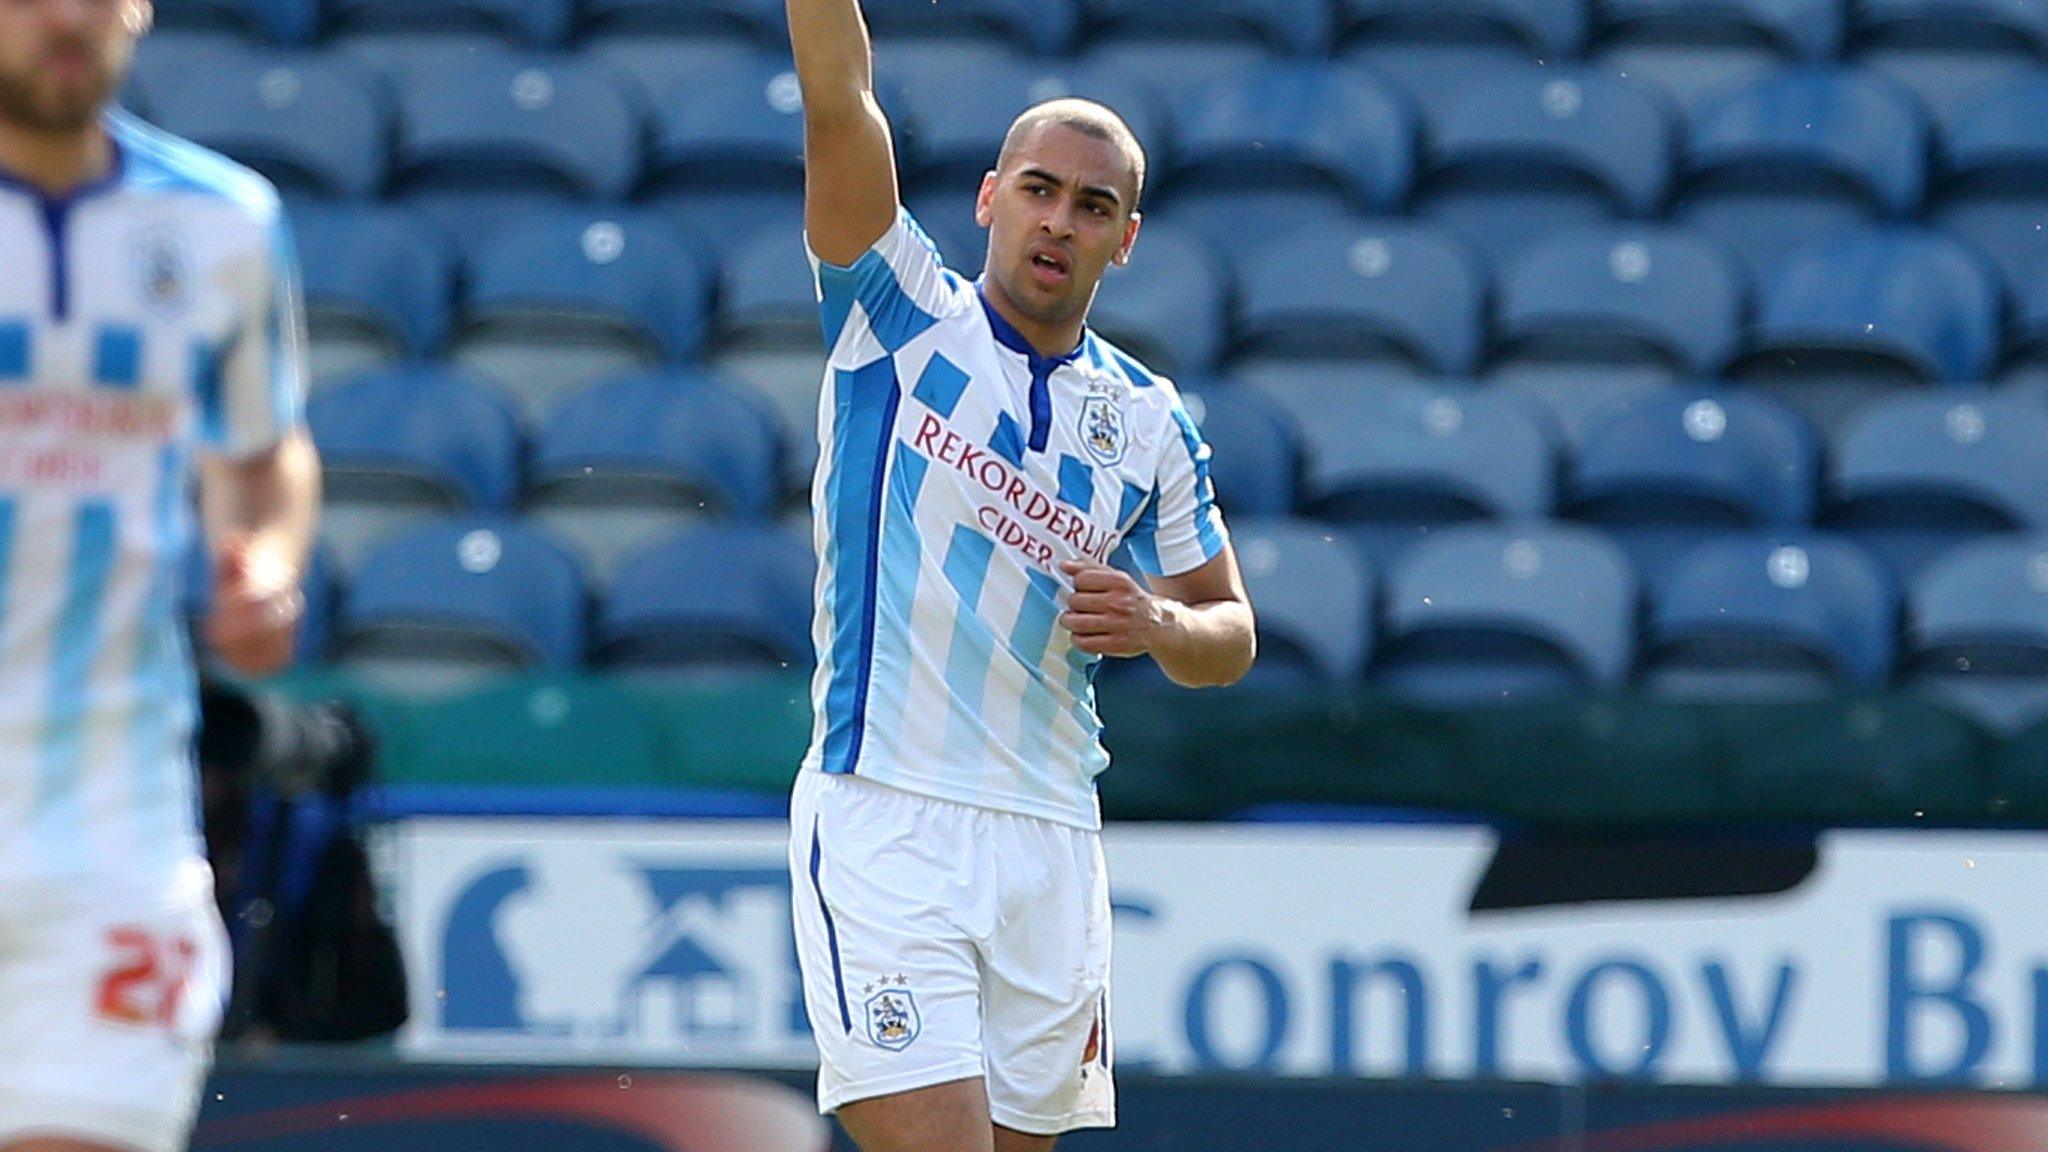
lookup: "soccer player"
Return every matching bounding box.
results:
[784,0,1257,1148]
[0,2,319,1150]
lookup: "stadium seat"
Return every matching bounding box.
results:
[390,57,642,251]
[1076,41,1278,105]
[1850,0,2048,134]
[1728,229,2003,434]
[1158,63,1415,259]
[1822,393,2048,583]
[1672,67,1928,281]
[1590,0,1840,115]
[308,367,523,572]
[1564,389,1820,586]
[888,58,1161,195]
[1373,522,1639,701]
[586,32,776,110]
[1905,534,2048,731]
[1934,73,2048,364]
[1643,532,1897,698]
[595,525,815,677]
[125,32,249,118]
[525,371,784,582]
[577,0,784,40]
[1090,224,1230,377]
[1492,226,1746,381]
[1414,68,1676,271]
[710,223,825,490]
[142,51,386,199]
[1487,373,1682,453]
[643,55,809,258]
[451,209,715,421]
[290,203,456,390]
[1227,518,1376,686]
[334,517,589,694]
[1081,0,1329,55]
[1337,0,1586,119]
[152,0,319,42]
[323,0,572,45]
[1231,221,1485,376]
[329,31,521,89]
[1180,385,1302,518]
[1276,380,1556,566]
[865,0,1076,55]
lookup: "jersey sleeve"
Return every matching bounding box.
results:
[209,195,308,457]
[808,208,961,368]
[1125,393,1231,579]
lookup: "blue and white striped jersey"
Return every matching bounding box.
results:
[0,113,305,882]
[803,210,1228,829]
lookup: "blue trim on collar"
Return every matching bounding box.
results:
[976,279,1087,369]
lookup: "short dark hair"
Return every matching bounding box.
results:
[996,98,1147,213]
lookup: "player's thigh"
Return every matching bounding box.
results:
[992,1124,1058,1152]
[4,1139,148,1152]
[0,862,229,1152]
[835,1076,995,1152]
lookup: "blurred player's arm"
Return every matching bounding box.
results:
[1060,553,1257,689]
[199,431,321,677]
[788,0,900,264]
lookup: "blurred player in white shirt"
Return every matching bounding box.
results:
[783,0,1258,1148]
[0,2,320,1150]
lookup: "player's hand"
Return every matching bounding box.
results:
[1058,559,1169,658]
[205,532,304,677]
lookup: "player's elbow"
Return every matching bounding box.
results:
[1164,630,1257,690]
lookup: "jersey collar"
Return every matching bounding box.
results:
[0,117,127,209]
[976,279,1088,372]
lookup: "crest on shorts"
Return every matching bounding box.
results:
[865,984,921,1051]
[1079,394,1127,467]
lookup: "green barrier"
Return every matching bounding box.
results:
[1700,696,1995,824]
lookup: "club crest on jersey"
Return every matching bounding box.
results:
[1079,394,1128,467]
[134,228,191,315]
[865,985,921,1051]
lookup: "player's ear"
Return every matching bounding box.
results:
[974,171,998,228]
[1111,210,1141,267]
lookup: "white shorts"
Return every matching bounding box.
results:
[789,770,1115,1136]
[0,858,230,1152]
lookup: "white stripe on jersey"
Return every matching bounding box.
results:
[802,209,1228,829]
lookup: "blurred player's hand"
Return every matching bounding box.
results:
[206,532,304,676]
[1059,559,1167,658]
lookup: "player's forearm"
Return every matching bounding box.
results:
[786,0,876,123]
[200,429,321,574]
[1146,598,1257,689]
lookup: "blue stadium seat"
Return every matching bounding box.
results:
[526,372,784,582]
[1415,68,1675,271]
[1337,0,1585,118]
[1905,534,2048,731]
[1159,63,1415,259]
[153,0,319,42]
[1564,389,1820,586]
[643,55,806,256]
[1730,229,2003,433]
[1672,67,1928,281]
[1823,393,2048,583]
[1181,386,1302,518]
[1232,221,1484,376]
[1276,381,1556,566]
[291,203,456,390]
[866,0,1076,54]
[586,32,776,110]
[711,223,826,491]
[1644,532,1897,697]
[1590,0,1840,115]
[391,57,642,251]
[1374,523,1639,701]
[1228,519,1375,685]
[1090,224,1229,377]
[1493,226,1746,381]
[143,52,386,198]
[888,58,1161,195]
[335,517,589,693]
[1487,374,1683,453]
[1076,41,1276,105]
[595,525,814,677]
[1934,72,2048,364]
[1081,0,1330,54]
[1851,0,2048,134]
[324,0,572,44]
[126,32,248,118]
[578,0,783,40]
[330,32,521,90]
[307,367,523,572]
[452,209,715,421]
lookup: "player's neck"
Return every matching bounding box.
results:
[0,113,113,199]
[980,277,1085,362]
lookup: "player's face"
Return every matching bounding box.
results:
[0,0,147,135]
[976,124,1141,331]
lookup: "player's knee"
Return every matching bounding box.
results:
[836,1077,995,1152]
[992,1125,1058,1152]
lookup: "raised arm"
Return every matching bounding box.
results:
[787,0,899,265]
